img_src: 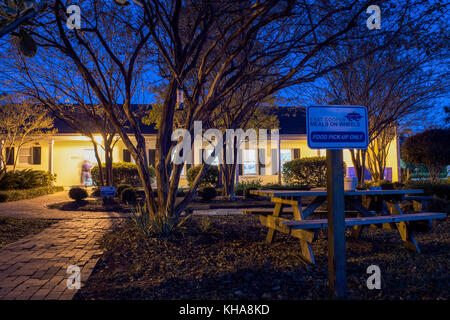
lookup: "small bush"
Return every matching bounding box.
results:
[199,186,217,201]
[117,184,132,198]
[69,187,88,201]
[0,169,56,190]
[282,157,328,187]
[186,165,219,188]
[0,186,64,203]
[120,187,137,204]
[91,162,155,187]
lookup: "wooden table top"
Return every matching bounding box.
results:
[250,189,424,198]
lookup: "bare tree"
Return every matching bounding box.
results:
[315,12,449,183]
[1,0,427,235]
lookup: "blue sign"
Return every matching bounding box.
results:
[100,186,116,197]
[307,105,369,149]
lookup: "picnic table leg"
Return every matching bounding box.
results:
[386,201,421,253]
[349,197,373,239]
[266,202,283,243]
[293,200,315,264]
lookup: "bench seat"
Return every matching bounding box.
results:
[283,212,447,230]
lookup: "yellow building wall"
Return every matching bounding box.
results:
[2,134,399,187]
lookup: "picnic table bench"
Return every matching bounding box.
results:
[246,189,447,264]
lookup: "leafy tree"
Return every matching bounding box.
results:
[0,99,55,176]
[401,129,450,182]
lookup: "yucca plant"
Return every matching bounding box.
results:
[130,203,191,238]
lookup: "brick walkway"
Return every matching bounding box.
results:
[0,218,116,300]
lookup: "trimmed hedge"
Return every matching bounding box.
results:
[91,162,155,187]
[403,181,450,200]
[120,187,137,204]
[261,183,310,190]
[186,165,219,188]
[0,186,64,203]
[0,169,56,190]
[199,186,217,201]
[282,157,328,187]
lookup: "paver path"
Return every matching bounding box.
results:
[0,218,115,300]
[0,192,124,300]
[0,191,127,219]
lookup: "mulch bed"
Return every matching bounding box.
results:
[74,214,449,300]
[0,216,57,248]
[46,199,131,212]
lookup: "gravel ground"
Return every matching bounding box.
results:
[75,214,449,300]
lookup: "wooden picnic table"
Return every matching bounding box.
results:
[247,189,446,263]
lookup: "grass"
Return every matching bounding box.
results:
[0,216,57,248]
[75,214,449,300]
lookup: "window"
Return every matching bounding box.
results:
[243,149,257,175]
[293,148,301,159]
[18,148,32,164]
[5,147,14,165]
[280,149,291,169]
[32,147,41,165]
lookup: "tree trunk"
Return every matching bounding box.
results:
[92,140,104,187]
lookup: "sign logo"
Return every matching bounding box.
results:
[306,105,369,150]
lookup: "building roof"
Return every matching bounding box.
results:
[52,106,306,135]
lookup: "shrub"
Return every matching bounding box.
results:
[282,157,329,187]
[0,186,64,202]
[91,162,155,187]
[403,181,450,200]
[69,187,88,201]
[0,169,56,190]
[117,184,132,198]
[234,179,262,196]
[199,186,217,201]
[186,165,219,188]
[120,187,137,204]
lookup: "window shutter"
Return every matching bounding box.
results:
[258,149,265,175]
[5,147,14,165]
[32,147,41,165]
[123,149,131,162]
[271,148,278,174]
[293,148,301,159]
[148,149,156,167]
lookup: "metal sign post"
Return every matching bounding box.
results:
[306,105,369,298]
[326,149,346,298]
